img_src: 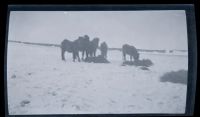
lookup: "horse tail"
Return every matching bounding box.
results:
[122,45,125,61]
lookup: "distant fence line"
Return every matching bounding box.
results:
[8,40,60,47]
[8,40,187,53]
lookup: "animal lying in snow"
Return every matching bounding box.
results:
[84,55,110,63]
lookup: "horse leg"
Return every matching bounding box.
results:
[86,51,88,59]
[94,49,97,57]
[77,52,81,62]
[61,49,65,61]
[72,52,76,62]
[91,51,93,57]
[95,49,97,57]
[90,51,93,57]
[82,51,84,60]
[90,51,92,57]
[123,52,126,61]
[103,52,106,58]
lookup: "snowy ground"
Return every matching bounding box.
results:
[7,42,188,115]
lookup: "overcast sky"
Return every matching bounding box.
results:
[8,10,188,50]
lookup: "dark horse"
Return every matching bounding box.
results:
[61,39,80,62]
[122,44,139,61]
[76,35,90,60]
[100,42,108,59]
[87,37,99,57]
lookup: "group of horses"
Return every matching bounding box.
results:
[61,35,108,62]
[60,35,139,62]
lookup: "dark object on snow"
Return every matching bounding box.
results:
[11,74,16,79]
[84,55,110,63]
[160,70,187,85]
[28,73,32,75]
[122,59,153,67]
[100,42,108,59]
[122,44,139,61]
[20,100,30,107]
[140,66,149,70]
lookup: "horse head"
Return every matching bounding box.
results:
[84,35,90,40]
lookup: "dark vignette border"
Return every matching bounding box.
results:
[4,4,197,117]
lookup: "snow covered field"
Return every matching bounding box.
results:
[7,42,188,115]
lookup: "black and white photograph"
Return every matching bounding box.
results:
[6,9,189,115]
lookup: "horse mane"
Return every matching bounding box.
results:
[84,35,89,39]
[61,39,72,46]
[63,39,70,42]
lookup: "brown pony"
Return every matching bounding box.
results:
[122,44,139,61]
[60,39,80,62]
